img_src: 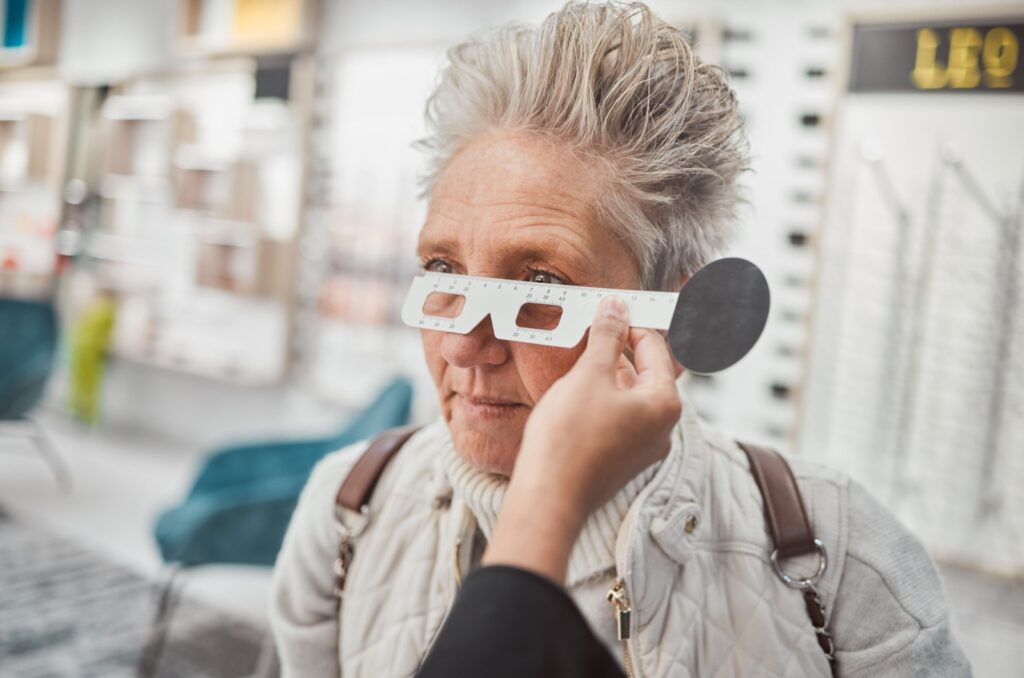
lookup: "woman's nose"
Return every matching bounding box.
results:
[440,315,509,368]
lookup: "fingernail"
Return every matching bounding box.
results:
[600,295,626,320]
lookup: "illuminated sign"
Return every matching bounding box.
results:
[849,19,1022,93]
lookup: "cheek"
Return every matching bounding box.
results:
[512,342,585,404]
[420,331,446,384]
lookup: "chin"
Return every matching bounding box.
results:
[449,425,520,477]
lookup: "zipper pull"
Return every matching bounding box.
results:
[606,580,632,640]
[453,537,463,588]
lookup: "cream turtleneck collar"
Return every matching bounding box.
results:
[439,429,666,588]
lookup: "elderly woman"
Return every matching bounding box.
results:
[270,3,969,677]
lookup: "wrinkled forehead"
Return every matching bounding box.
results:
[417,131,640,288]
[429,131,602,209]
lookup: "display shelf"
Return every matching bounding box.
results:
[196,239,258,293]
[0,0,60,69]
[102,96,196,178]
[74,57,312,385]
[176,0,319,57]
[173,146,258,221]
[190,215,259,246]
[0,111,51,183]
[111,287,290,385]
[84,231,171,268]
[0,74,68,299]
[99,174,172,202]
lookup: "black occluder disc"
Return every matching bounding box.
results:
[667,257,770,374]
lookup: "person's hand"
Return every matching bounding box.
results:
[484,295,682,582]
[518,294,682,520]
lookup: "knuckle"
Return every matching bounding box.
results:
[597,311,627,331]
[593,324,621,340]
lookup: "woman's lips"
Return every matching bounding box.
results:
[454,393,526,420]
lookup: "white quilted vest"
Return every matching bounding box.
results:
[333,398,844,677]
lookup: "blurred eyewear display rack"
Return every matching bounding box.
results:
[665,8,841,451]
[64,0,320,385]
[0,0,64,300]
[799,8,1024,575]
[292,38,447,411]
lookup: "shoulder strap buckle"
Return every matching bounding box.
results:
[738,441,837,675]
[332,425,422,599]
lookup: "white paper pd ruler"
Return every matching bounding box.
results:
[401,271,678,348]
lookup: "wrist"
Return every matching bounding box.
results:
[510,464,590,527]
[511,437,595,527]
[483,473,589,583]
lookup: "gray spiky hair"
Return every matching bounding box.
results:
[418,1,750,290]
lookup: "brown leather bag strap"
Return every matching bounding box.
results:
[335,425,422,512]
[737,441,816,558]
[738,441,836,675]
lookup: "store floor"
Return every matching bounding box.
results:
[0,407,273,631]
[1,407,1022,676]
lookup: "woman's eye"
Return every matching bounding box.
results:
[528,269,562,285]
[423,260,560,283]
[424,259,453,274]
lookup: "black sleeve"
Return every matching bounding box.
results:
[416,565,626,678]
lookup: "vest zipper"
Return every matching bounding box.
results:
[451,505,476,589]
[611,485,646,678]
[606,579,636,678]
[453,537,463,587]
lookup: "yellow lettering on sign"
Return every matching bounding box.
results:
[983,27,1019,88]
[911,26,1020,90]
[911,28,948,89]
[948,28,983,88]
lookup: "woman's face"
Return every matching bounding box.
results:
[418,131,641,476]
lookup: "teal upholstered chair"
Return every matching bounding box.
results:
[140,377,414,676]
[154,376,414,567]
[0,297,70,490]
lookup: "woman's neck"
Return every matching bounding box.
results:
[440,433,662,587]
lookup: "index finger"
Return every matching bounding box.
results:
[628,328,678,390]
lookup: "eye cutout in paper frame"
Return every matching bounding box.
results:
[401,256,772,375]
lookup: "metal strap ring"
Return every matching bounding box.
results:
[770,538,827,590]
[333,505,372,539]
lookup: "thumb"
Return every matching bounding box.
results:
[581,295,630,373]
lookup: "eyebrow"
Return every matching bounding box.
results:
[416,236,458,258]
